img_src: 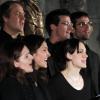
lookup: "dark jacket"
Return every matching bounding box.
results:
[0,29,21,46]
[85,45,100,97]
[47,39,100,98]
[0,72,51,100]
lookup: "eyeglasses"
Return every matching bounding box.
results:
[76,21,93,27]
[60,22,73,27]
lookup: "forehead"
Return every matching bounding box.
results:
[76,16,89,22]
[21,46,29,55]
[40,41,47,49]
[79,42,86,50]
[9,4,24,12]
[59,15,71,22]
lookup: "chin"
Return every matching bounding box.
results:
[39,64,47,69]
[82,65,87,68]
[43,65,47,68]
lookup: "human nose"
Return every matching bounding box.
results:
[83,52,88,58]
[21,15,25,21]
[66,24,73,34]
[47,50,51,57]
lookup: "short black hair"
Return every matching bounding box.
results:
[70,11,89,27]
[45,9,70,36]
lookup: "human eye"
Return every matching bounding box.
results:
[61,22,73,27]
[42,48,46,52]
[77,21,93,27]
[77,22,85,27]
[77,49,83,53]
[24,53,30,58]
[16,11,25,17]
[62,22,69,25]
[15,11,20,16]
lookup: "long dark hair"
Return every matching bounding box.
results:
[53,38,84,71]
[23,34,45,67]
[0,38,29,84]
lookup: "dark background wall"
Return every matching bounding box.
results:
[0,0,100,55]
[38,0,100,54]
[38,0,100,55]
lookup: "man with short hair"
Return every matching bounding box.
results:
[45,9,72,55]
[45,9,72,77]
[0,1,25,46]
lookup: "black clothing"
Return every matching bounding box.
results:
[0,72,51,100]
[85,45,100,96]
[48,72,91,100]
[46,37,100,97]
[0,29,14,45]
[0,29,21,46]
[46,38,56,56]
[46,38,62,78]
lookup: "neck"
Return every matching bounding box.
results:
[62,62,81,77]
[49,33,62,44]
[3,28,20,39]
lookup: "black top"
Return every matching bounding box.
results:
[0,72,51,100]
[48,72,92,100]
[0,29,21,46]
[85,45,100,96]
[46,38,100,97]
[0,29,13,45]
[46,38,56,56]
[46,38,62,78]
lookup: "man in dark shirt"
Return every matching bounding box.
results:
[0,1,25,46]
[45,9,73,77]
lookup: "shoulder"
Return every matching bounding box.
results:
[1,76,21,87]
[0,76,22,100]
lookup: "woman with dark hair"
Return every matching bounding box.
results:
[23,34,51,100]
[0,38,36,100]
[24,34,50,83]
[0,36,51,100]
[48,38,94,100]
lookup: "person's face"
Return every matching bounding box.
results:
[55,16,72,40]
[68,42,88,69]
[4,4,25,34]
[74,16,93,40]
[33,41,50,70]
[14,46,33,73]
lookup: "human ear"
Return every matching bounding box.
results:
[50,24,57,31]
[14,60,20,68]
[3,16,8,23]
[66,52,72,60]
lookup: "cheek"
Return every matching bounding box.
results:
[60,26,67,31]
[72,56,81,65]
[34,55,42,65]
